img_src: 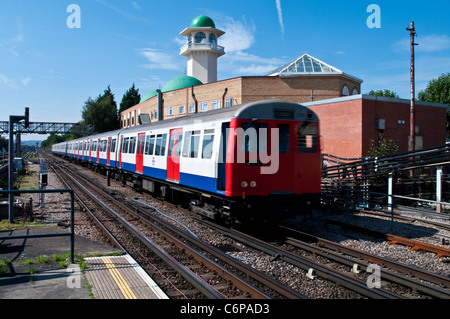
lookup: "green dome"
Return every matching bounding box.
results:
[140,89,158,103]
[190,15,215,28]
[162,75,203,93]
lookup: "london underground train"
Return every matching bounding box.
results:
[52,100,321,223]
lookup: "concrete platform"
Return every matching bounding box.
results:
[84,255,168,299]
[0,225,167,299]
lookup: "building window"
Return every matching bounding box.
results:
[342,85,349,96]
[179,105,186,114]
[200,102,208,112]
[209,34,217,45]
[212,100,221,110]
[195,32,206,44]
[352,88,359,95]
[167,106,173,116]
[189,103,196,113]
[225,98,233,107]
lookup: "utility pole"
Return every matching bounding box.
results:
[8,107,29,223]
[406,21,418,152]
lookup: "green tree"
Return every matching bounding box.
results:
[41,134,66,149]
[368,89,399,98]
[418,73,450,137]
[82,86,120,133]
[418,72,450,105]
[119,84,140,114]
[368,133,399,157]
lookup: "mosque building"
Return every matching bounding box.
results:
[121,15,447,159]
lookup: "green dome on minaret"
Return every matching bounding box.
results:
[190,15,216,28]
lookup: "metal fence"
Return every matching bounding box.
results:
[322,143,450,216]
[0,189,75,263]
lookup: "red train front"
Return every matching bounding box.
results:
[223,100,321,222]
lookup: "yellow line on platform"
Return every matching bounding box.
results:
[102,257,137,299]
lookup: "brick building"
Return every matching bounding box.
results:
[119,15,447,160]
[304,94,448,159]
[120,15,362,128]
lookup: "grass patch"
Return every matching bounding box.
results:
[0,219,45,231]
[0,258,12,275]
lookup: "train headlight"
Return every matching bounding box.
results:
[250,181,257,188]
[241,181,248,188]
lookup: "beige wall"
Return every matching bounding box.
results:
[120,75,361,128]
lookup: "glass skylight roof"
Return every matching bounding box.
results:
[267,54,343,77]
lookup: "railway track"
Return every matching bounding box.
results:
[278,225,450,298]
[44,152,450,299]
[47,156,302,299]
[200,220,450,299]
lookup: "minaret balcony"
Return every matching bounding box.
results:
[180,43,225,57]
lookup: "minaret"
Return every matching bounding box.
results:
[180,15,225,84]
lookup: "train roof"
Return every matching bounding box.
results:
[63,100,318,143]
[123,100,318,134]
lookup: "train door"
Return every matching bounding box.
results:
[119,136,123,169]
[97,138,100,163]
[107,137,112,166]
[167,128,183,182]
[136,133,145,173]
[217,122,229,191]
[89,140,92,161]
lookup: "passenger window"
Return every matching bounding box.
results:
[129,137,136,154]
[298,124,317,153]
[202,129,215,159]
[182,131,200,158]
[145,135,155,155]
[122,138,129,153]
[111,139,116,152]
[278,124,290,153]
[155,134,167,156]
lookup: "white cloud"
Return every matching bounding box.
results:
[222,51,284,76]
[393,34,450,53]
[275,0,285,38]
[0,74,18,89]
[138,48,181,71]
[131,2,141,11]
[220,17,256,52]
[0,20,24,57]
[21,77,31,86]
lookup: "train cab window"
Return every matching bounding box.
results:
[202,129,215,159]
[145,135,155,155]
[129,137,136,154]
[154,134,167,156]
[298,124,317,153]
[278,124,290,153]
[240,122,268,153]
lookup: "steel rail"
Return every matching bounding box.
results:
[49,161,126,252]
[200,220,400,299]
[56,163,227,299]
[128,199,307,299]
[278,226,450,298]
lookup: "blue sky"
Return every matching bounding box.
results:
[1,0,449,141]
